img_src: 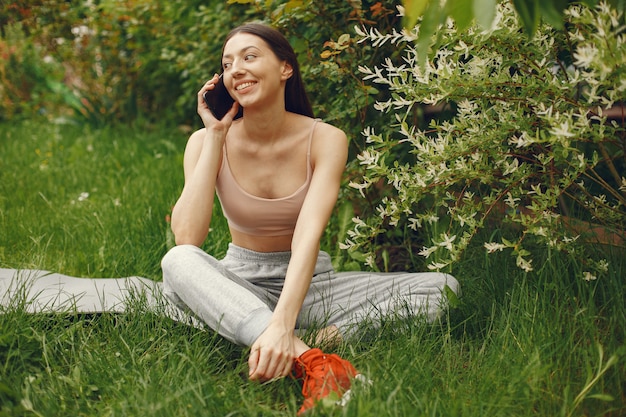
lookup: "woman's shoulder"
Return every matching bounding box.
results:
[183,127,202,143]
[310,119,347,148]
[184,128,207,153]
[314,120,346,139]
[307,118,348,166]
[286,113,346,140]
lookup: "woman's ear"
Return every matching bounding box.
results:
[281,62,294,81]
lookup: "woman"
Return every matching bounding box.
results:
[161,22,459,415]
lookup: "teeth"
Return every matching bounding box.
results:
[236,82,255,91]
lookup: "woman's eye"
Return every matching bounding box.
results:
[244,54,256,61]
[223,62,231,70]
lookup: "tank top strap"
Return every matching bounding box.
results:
[307,118,322,158]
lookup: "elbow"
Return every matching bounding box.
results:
[174,236,204,247]
[173,230,205,247]
[170,209,209,247]
[171,223,206,247]
[174,235,199,247]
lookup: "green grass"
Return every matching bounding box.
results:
[1,120,625,416]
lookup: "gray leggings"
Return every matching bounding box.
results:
[161,244,459,347]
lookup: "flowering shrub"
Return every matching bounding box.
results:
[346,2,625,277]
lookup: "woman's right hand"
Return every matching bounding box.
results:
[197,74,240,131]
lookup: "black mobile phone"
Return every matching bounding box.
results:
[202,74,236,120]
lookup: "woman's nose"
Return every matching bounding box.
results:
[229,60,245,76]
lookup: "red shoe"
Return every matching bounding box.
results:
[294,348,358,415]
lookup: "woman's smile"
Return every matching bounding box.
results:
[235,81,257,92]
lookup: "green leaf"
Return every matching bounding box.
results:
[539,0,567,29]
[415,0,444,68]
[382,249,390,272]
[342,261,363,272]
[349,251,368,262]
[513,0,540,36]
[0,381,16,397]
[447,0,475,31]
[403,0,431,29]
[587,393,615,401]
[338,33,351,45]
[444,284,460,308]
[473,0,497,30]
[336,202,355,244]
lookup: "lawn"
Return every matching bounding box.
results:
[1,121,624,416]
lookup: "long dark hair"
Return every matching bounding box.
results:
[222,23,314,118]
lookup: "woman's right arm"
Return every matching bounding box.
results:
[170,76,239,246]
[170,128,224,246]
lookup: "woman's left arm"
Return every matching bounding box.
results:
[248,123,348,381]
[276,123,348,333]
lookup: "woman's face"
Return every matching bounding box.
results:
[221,33,292,110]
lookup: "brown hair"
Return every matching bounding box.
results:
[223,23,314,118]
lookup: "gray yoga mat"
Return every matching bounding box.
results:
[0,268,200,327]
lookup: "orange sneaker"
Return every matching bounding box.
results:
[294,348,358,415]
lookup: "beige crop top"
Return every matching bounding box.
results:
[215,119,319,236]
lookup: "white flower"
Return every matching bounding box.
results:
[78,192,90,202]
[583,271,597,281]
[427,261,450,271]
[407,218,421,231]
[436,233,457,250]
[484,242,506,253]
[418,245,438,258]
[424,214,440,224]
[502,158,520,176]
[71,25,94,39]
[573,44,598,68]
[454,40,471,59]
[365,254,377,269]
[516,255,533,272]
[508,131,534,148]
[504,192,520,209]
[356,150,380,168]
[550,121,576,138]
[349,181,371,197]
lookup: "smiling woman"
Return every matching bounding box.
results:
[161,22,459,415]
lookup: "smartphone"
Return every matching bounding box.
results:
[202,74,236,120]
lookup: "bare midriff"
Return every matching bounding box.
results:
[230,228,294,253]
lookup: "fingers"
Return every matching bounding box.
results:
[248,348,260,378]
[197,74,230,126]
[248,347,294,382]
[223,101,240,121]
[197,75,218,101]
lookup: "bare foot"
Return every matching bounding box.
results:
[314,325,342,349]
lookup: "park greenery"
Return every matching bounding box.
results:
[400,0,626,67]
[1,121,624,415]
[1,0,625,416]
[347,2,625,276]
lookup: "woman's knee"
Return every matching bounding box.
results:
[161,245,199,282]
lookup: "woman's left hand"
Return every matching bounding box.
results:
[248,322,296,382]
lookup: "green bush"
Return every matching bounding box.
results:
[346,2,625,276]
[0,0,404,132]
[0,0,253,125]
[0,23,64,121]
